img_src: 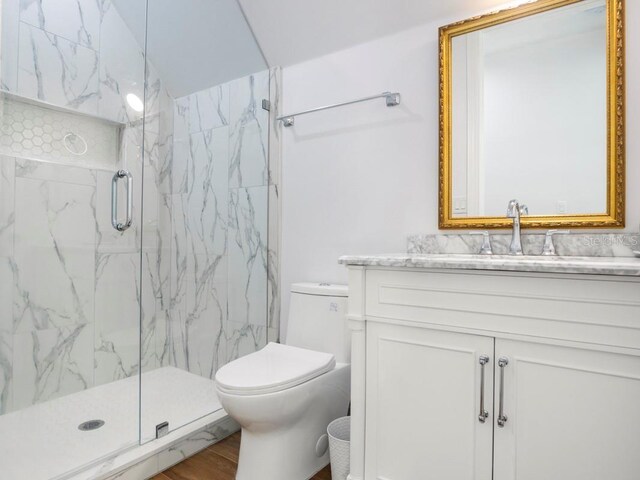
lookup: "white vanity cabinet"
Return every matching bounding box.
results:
[345,265,640,480]
[492,339,640,480]
[365,323,494,480]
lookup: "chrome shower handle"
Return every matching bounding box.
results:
[497,357,509,427]
[478,355,490,423]
[111,169,133,232]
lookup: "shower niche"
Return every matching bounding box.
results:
[0,93,123,169]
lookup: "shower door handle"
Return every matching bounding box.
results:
[111,169,133,232]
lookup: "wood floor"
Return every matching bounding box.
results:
[152,432,332,480]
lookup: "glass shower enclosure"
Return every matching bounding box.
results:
[0,0,272,478]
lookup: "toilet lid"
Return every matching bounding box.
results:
[215,342,336,395]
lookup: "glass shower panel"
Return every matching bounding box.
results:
[139,0,271,442]
[0,0,147,478]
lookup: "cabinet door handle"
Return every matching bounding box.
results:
[497,357,509,427]
[478,355,490,423]
[111,169,133,232]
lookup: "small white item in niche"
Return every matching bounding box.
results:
[63,132,88,156]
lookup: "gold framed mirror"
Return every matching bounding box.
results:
[439,0,624,229]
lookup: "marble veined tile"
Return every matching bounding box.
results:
[20,0,101,50]
[267,184,280,330]
[0,331,12,414]
[186,127,229,257]
[186,84,229,134]
[226,322,266,364]
[173,97,190,142]
[228,186,267,326]
[163,251,227,379]
[94,253,140,386]
[183,253,227,379]
[1,0,20,92]
[229,70,269,127]
[145,101,174,195]
[267,67,282,187]
[171,138,190,195]
[228,71,269,188]
[144,66,163,117]
[12,323,93,410]
[13,177,96,332]
[169,193,188,318]
[18,22,99,114]
[97,0,145,123]
[140,247,169,374]
[15,158,96,186]
[0,257,13,334]
[0,156,15,255]
[158,318,186,372]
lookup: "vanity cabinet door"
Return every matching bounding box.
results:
[493,339,640,480]
[365,322,494,480]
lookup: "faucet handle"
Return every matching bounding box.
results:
[469,231,493,255]
[519,204,529,215]
[542,230,570,256]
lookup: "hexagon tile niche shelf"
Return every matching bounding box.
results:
[0,93,121,170]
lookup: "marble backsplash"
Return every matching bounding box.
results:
[408,233,640,257]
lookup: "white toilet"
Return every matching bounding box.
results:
[215,283,351,480]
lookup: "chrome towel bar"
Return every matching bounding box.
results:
[277,91,401,127]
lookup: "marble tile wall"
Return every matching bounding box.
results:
[0,0,281,420]
[0,0,177,415]
[1,0,149,123]
[1,0,151,122]
[1,156,92,413]
[162,69,273,377]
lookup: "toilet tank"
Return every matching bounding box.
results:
[285,283,350,363]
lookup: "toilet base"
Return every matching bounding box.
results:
[236,427,329,480]
[218,364,350,480]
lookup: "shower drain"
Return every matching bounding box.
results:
[78,420,105,431]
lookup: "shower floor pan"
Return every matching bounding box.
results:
[0,366,225,480]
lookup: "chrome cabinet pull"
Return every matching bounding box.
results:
[111,169,133,232]
[478,355,490,423]
[497,357,509,427]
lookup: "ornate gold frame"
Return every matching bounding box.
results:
[439,0,625,229]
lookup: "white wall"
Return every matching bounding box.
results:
[280,1,640,331]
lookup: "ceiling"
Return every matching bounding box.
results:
[113,0,267,98]
[237,0,513,67]
[111,0,531,96]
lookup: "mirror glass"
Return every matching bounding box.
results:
[450,0,607,218]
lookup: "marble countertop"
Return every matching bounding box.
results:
[338,254,640,277]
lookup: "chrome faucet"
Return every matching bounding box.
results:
[506,199,528,255]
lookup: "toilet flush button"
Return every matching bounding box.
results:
[315,434,329,457]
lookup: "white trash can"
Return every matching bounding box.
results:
[327,416,350,480]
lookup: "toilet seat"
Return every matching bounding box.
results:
[215,342,336,395]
